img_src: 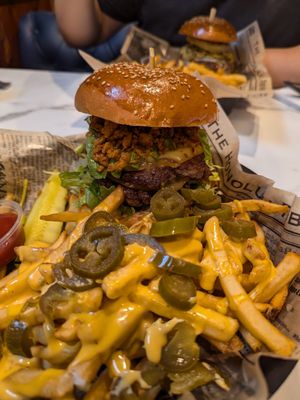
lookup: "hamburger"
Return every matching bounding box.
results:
[61,62,218,209]
[179,14,238,73]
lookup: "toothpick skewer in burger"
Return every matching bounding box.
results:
[61,62,218,209]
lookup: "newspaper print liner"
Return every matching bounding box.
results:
[0,105,299,399]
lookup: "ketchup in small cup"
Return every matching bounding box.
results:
[0,200,25,269]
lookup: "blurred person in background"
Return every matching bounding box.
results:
[20,0,300,87]
[19,9,132,72]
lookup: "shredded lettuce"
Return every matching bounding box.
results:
[78,183,116,209]
[59,165,93,190]
[59,135,115,208]
[60,120,119,208]
[198,128,220,182]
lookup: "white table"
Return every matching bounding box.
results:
[0,68,88,136]
[1,68,300,196]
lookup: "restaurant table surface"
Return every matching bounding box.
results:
[1,68,300,398]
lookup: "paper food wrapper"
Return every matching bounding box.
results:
[120,22,273,99]
[0,106,299,398]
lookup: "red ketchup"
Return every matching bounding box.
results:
[0,203,25,268]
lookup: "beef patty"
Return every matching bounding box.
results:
[119,154,211,207]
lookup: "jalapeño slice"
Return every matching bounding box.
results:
[70,225,124,279]
[222,219,257,241]
[84,211,115,233]
[159,273,196,310]
[194,204,233,225]
[161,321,200,372]
[150,216,198,237]
[5,320,33,358]
[150,188,185,221]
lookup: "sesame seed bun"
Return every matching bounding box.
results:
[179,16,237,44]
[75,62,217,128]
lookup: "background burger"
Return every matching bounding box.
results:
[60,62,218,209]
[179,13,238,73]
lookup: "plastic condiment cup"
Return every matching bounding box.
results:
[0,199,25,268]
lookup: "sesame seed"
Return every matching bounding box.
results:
[170,105,175,109]
[181,95,185,100]
[186,95,190,99]
[101,81,106,85]
[201,90,205,95]
[205,104,208,108]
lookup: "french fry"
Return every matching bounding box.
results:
[159,59,247,87]
[122,313,154,358]
[196,291,228,315]
[208,335,244,354]
[182,62,247,87]
[3,368,73,399]
[31,337,80,366]
[84,370,112,400]
[161,228,204,265]
[68,186,124,247]
[254,303,273,313]
[199,248,219,291]
[253,221,266,243]
[69,297,146,367]
[55,315,81,342]
[249,252,300,303]
[239,273,256,292]
[223,239,244,276]
[94,186,124,213]
[0,230,69,305]
[40,211,90,222]
[131,284,239,342]
[221,275,294,356]
[0,292,37,330]
[226,199,289,214]
[102,244,157,299]
[69,355,102,390]
[204,217,295,356]
[266,285,289,320]
[239,326,262,352]
[243,238,274,284]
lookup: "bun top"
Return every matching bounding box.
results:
[75,62,217,127]
[179,16,237,44]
